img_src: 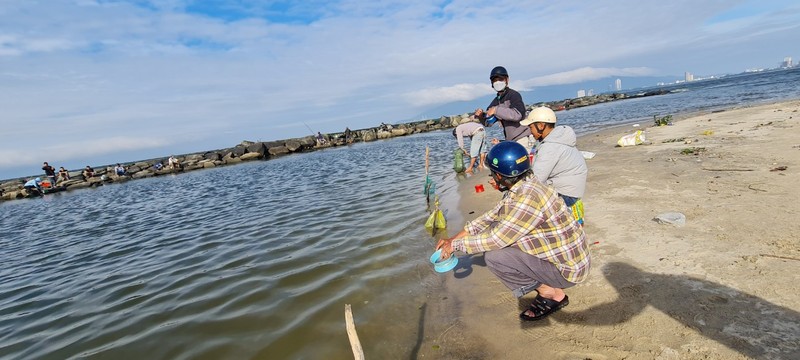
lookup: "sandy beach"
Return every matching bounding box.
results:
[417,100,800,359]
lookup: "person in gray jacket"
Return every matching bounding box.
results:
[521,106,588,224]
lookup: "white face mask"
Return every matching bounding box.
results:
[492,80,507,92]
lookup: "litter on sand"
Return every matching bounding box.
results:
[581,151,596,159]
[653,212,686,226]
[617,130,646,147]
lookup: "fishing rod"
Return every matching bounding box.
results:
[302,122,316,136]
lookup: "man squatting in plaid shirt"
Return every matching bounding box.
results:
[436,141,591,321]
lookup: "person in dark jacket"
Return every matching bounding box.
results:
[474,66,533,152]
[42,162,56,188]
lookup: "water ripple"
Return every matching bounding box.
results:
[2,69,799,358]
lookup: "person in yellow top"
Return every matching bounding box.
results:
[436,141,590,321]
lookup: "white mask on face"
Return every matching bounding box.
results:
[492,80,507,92]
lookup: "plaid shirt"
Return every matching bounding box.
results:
[452,176,590,283]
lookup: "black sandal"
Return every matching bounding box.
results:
[519,295,569,321]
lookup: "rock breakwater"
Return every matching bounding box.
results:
[0,90,666,202]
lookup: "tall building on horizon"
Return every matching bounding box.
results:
[782,57,793,68]
[577,89,586,97]
[587,89,594,96]
[685,72,694,82]
[614,78,622,91]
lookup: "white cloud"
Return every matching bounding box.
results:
[0,137,170,167]
[518,67,656,88]
[405,67,655,107]
[404,83,493,106]
[0,0,798,178]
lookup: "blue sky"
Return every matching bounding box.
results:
[1,0,799,179]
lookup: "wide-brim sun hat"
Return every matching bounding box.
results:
[521,106,557,126]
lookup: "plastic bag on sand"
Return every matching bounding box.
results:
[653,212,686,227]
[617,130,646,147]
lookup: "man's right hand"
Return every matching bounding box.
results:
[435,237,454,260]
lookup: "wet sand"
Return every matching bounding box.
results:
[416,100,800,359]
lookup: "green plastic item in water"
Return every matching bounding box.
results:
[453,148,465,173]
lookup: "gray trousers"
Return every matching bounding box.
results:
[485,246,576,298]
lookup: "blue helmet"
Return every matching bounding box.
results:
[486,141,530,178]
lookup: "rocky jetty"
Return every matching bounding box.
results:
[0,90,667,202]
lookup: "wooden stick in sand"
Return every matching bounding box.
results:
[344,304,365,360]
[759,253,800,262]
[425,146,430,175]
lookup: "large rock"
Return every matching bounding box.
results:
[60,179,84,188]
[361,129,377,142]
[132,171,152,179]
[264,141,285,149]
[268,146,290,156]
[87,177,104,186]
[285,140,302,152]
[224,157,242,165]
[2,190,25,200]
[126,165,143,174]
[67,182,91,190]
[299,136,316,148]
[185,154,204,162]
[202,161,216,169]
[246,142,266,155]
[391,128,408,136]
[204,151,222,161]
[240,152,263,161]
[232,145,246,157]
[377,130,392,139]
[0,181,22,192]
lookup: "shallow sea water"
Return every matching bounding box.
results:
[2,67,799,359]
[1,132,464,359]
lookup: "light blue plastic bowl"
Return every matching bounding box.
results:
[430,249,458,273]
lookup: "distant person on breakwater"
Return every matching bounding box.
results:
[344,127,353,144]
[436,142,590,322]
[316,132,327,145]
[42,162,56,188]
[82,166,95,180]
[452,122,488,175]
[168,156,182,170]
[24,177,43,196]
[57,167,70,184]
[114,163,126,176]
[474,66,533,152]
[521,106,588,225]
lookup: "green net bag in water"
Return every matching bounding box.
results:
[453,148,465,173]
